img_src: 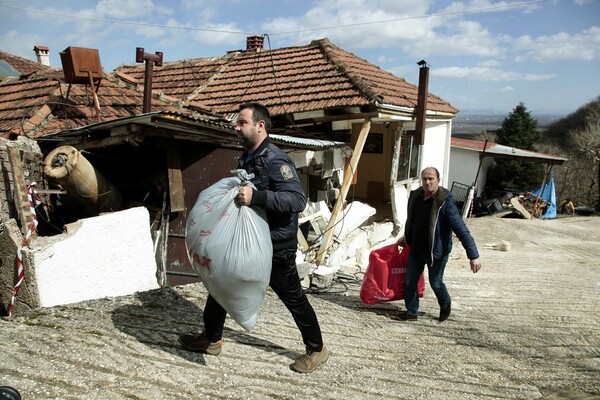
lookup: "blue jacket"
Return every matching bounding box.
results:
[405,186,479,263]
[239,138,307,250]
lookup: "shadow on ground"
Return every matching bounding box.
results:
[306,276,436,321]
[111,287,297,363]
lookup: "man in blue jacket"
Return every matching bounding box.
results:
[179,103,328,373]
[397,167,482,322]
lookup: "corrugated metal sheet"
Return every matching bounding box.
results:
[269,133,347,150]
[450,137,566,164]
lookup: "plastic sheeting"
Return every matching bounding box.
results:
[531,174,557,219]
[185,170,273,332]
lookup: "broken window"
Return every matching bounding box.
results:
[396,129,421,182]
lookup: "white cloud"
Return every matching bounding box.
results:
[0,30,44,61]
[434,65,556,81]
[513,27,600,62]
[260,0,510,59]
[94,0,172,19]
[262,0,433,47]
[408,20,504,58]
[499,86,515,92]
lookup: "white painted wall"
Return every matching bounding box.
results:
[448,148,494,197]
[32,207,160,307]
[392,119,453,231]
[420,121,451,187]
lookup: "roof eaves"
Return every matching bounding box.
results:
[378,102,455,119]
[36,111,239,147]
[270,133,349,151]
[313,38,383,105]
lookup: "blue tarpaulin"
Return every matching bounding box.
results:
[531,174,556,219]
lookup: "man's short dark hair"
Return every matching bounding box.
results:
[240,102,271,133]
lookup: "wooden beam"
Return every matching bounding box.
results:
[167,142,185,212]
[291,112,378,125]
[6,144,36,242]
[316,118,371,265]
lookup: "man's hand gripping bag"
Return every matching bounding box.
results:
[185,170,273,332]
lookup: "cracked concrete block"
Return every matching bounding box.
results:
[367,221,394,246]
[3,207,161,313]
[311,265,334,288]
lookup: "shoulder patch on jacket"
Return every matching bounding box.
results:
[280,164,294,180]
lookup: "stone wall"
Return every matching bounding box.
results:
[0,136,45,315]
[0,136,45,225]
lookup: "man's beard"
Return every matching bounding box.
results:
[241,136,251,148]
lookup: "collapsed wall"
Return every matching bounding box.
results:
[1,138,159,316]
[0,136,45,226]
[0,136,45,315]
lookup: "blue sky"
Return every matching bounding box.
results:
[1,0,598,114]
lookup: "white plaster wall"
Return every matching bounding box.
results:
[448,148,494,197]
[33,207,159,307]
[449,148,480,187]
[420,122,450,186]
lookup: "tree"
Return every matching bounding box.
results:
[569,111,600,211]
[540,97,600,211]
[486,103,544,191]
[496,102,540,149]
[543,96,600,148]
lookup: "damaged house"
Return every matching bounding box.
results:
[1,36,459,314]
[448,137,566,218]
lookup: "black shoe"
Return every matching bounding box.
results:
[439,304,451,322]
[398,311,418,321]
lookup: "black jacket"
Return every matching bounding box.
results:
[405,186,479,263]
[239,138,307,250]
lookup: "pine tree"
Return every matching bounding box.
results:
[487,103,544,191]
[496,102,539,149]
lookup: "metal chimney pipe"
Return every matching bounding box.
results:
[414,60,429,146]
[136,47,163,113]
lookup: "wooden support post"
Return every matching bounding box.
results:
[316,118,371,265]
[6,143,36,242]
[88,71,101,122]
[167,142,185,212]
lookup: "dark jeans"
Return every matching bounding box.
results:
[404,250,450,315]
[203,247,324,352]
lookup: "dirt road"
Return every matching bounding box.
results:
[1,215,599,399]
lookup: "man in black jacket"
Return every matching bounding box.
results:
[397,167,482,322]
[179,103,328,373]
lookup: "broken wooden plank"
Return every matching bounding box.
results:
[316,118,371,265]
[167,142,185,212]
[6,143,36,242]
[510,197,532,220]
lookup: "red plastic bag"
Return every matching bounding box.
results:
[360,244,425,304]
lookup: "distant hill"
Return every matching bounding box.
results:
[457,108,571,117]
[452,109,569,136]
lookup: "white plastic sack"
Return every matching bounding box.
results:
[185,170,273,332]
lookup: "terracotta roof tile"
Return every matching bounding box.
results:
[115,38,458,117]
[1,38,457,140]
[0,68,181,139]
[0,50,49,77]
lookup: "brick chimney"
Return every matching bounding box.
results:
[33,45,50,67]
[246,35,264,52]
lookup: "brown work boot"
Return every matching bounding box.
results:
[178,331,222,355]
[290,345,329,373]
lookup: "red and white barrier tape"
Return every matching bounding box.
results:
[7,182,39,317]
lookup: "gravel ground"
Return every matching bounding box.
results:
[1,215,599,400]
